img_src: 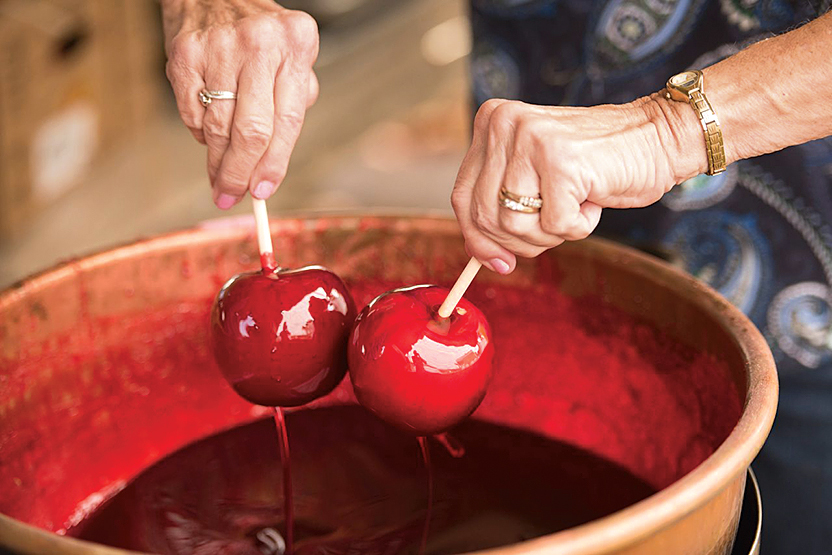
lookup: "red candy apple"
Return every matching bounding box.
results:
[211,266,356,407]
[347,285,493,435]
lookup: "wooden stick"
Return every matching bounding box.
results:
[252,198,276,271]
[437,257,482,319]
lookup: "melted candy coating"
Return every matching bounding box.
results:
[211,267,356,407]
[348,285,493,434]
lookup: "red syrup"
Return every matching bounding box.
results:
[261,252,277,272]
[273,407,294,554]
[417,436,433,555]
[3,279,742,541]
[68,406,657,554]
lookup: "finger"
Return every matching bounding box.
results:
[214,58,277,201]
[539,175,602,241]
[451,129,516,274]
[307,70,319,108]
[250,55,310,196]
[470,106,548,257]
[456,182,518,273]
[577,200,603,238]
[497,152,563,248]
[166,35,207,144]
[202,42,239,208]
[469,110,511,245]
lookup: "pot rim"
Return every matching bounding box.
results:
[0,212,778,555]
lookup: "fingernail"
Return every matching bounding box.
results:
[215,193,238,210]
[489,258,510,275]
[253,180,276,200]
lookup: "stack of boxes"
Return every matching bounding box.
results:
[0,0,165,239]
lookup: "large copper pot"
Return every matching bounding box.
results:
[0,214,777,554]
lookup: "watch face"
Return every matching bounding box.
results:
[670,71,698,88]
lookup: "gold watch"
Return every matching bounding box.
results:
[665,70,726,176]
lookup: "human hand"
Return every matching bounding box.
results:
[161,0,320,209]
[450,96,707,273]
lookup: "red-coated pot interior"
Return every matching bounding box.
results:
[0,216,743,536]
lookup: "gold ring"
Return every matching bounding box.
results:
[199,89,237,107]
[499,188,542,213]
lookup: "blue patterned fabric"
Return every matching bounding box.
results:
[469,1,832,552]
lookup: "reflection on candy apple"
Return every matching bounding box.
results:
[211,266,356,407]
[348,285,494,435]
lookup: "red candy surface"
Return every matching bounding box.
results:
[348,285,494,435]
[211,266,356,407]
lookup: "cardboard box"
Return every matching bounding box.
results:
[87,0,165,149]
[0,0,103,238]
[0,0,164,240]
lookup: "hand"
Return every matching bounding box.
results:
[450,96,707,274]
[162,0,320,209]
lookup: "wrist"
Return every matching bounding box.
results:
[639,92,710,184]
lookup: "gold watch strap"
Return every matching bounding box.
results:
[688,89,726,175]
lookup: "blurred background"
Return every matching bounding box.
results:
[0,0,472,287]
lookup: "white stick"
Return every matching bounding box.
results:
[252,198,275,269]
[437,257,483,319]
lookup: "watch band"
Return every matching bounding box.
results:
[688,89,726,175]
[665,70,727,176]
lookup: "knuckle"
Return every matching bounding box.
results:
[562,218,594,241]
[471,201,496,232]
[189,127,206,145]
[215,166,250,193]
[540,216,566,236]
[259,160,288,185]
[539,218,557,235]
[178,107,202,128]
[491,100,521,125]
[450,187,465,213]
[480,98,504,117]
[233,117,272,149]
[238,17,279,51]
[165,58,197,92]
[203,117,231,143]
[306,71,320,105]
[277,110,304,132]
[488,102,522,138]
[285,11,319,55]
[168,33,200,66]
[164,60,177,84]
[474,99,504,133]
[515,116,543,148]
[206,26,235,50]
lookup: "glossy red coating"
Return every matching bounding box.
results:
[260,253,277,271]
[348,285,493,435]
[211,266,356,407]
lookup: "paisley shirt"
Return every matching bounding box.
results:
[469,1,831,552]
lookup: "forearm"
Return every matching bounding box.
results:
[651,12,832,182]
[710,13,832,161]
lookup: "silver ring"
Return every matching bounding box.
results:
[499,187,542,213]
[199,89,237,107]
